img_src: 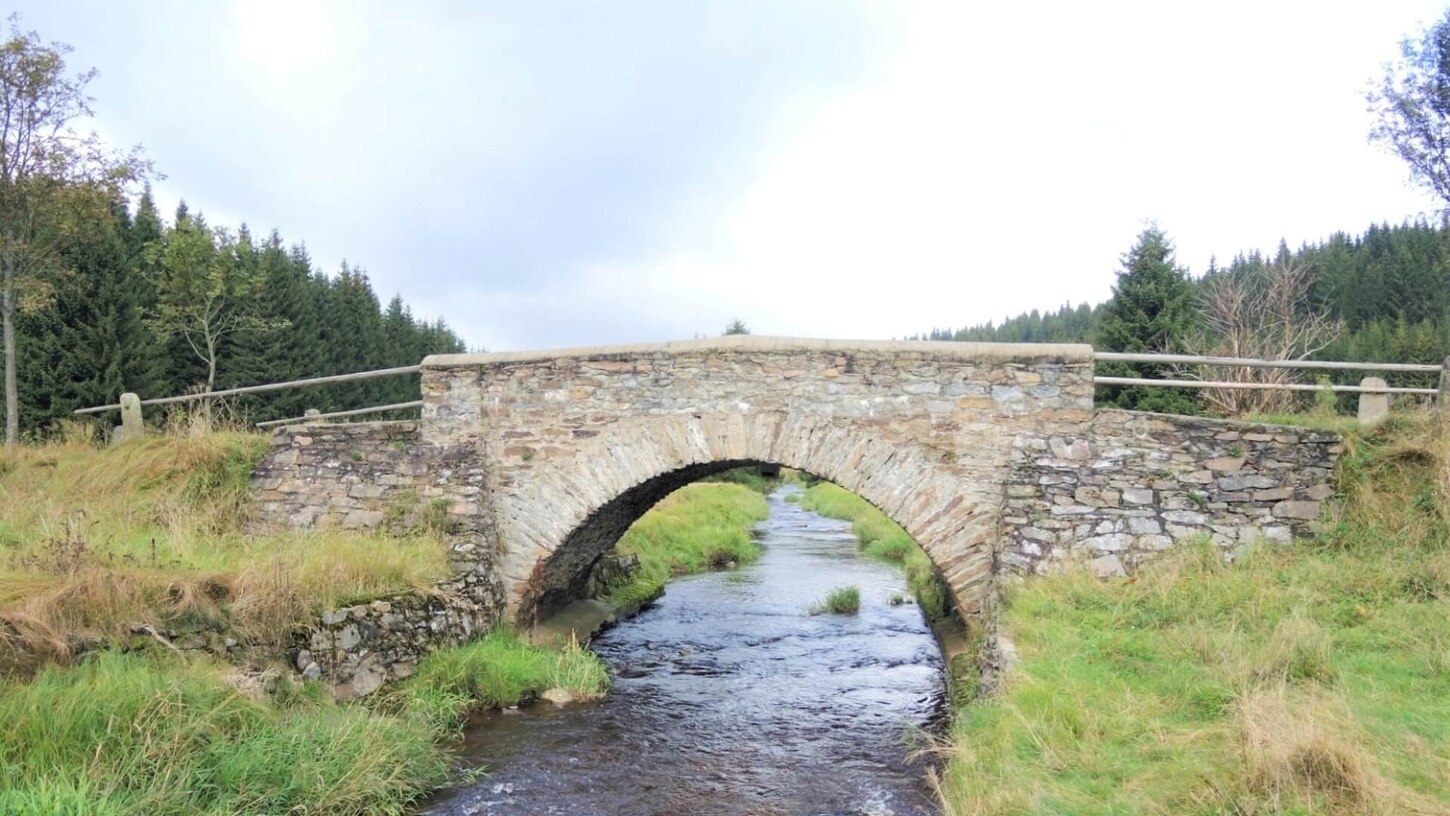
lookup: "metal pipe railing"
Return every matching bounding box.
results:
[1092,352,1443,374]
[73,365,421,415]
[255,401,424,429]
[1092,376,1438,395]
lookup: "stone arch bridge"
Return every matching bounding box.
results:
[253,337,1340,636]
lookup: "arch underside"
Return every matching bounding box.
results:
[495,412,1009,626]
[521,458,760,617]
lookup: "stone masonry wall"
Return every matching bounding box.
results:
[249,421,504,698]
[1002,410,1343,577]
[251,421,434,532]
[420,337,1098,621]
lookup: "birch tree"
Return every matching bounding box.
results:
[0,17,148,444]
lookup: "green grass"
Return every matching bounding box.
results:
[699,465,774,493]
[0,650,449,816]
[1242,411,1362,433]
[810,585,861,615]
[386,629,609,730]
[0,433,450,662]
[605,482,768,608]
[799,482,952,621]
[0,629,610,815]
[935,411,1450,816]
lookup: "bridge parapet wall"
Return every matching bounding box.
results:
[1003,410,1342,576]
[251,421,428,532]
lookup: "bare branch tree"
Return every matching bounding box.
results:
[1182,260,1341,416]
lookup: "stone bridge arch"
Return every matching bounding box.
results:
[499,411,996,619]
[418,337,1096,623]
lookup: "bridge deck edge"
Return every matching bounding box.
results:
[422,336,1094,368]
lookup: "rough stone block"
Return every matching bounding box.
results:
[1272,501,1322,520]
[1090,554,1126,578]
[1127,517,1162,535]
[1122,487,1154,505]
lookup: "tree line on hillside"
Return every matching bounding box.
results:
[917,221,1450,416]
[0,19,465,440]
[19,190,467,435]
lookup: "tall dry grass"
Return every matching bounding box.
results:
[933,410,1450,815]
[0,432,448,664]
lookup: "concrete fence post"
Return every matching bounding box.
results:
[115,392,144,443]
[1439,357,1450,418]
[1357,376,1390,427]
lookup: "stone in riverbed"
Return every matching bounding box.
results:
[540,688,575,706]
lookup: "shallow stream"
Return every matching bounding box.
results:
[425,485,945,816]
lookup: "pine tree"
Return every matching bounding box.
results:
[1094,227,1198,414]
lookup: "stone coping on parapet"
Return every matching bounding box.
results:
[422,336,1095,368]
[1096,409,1343,439]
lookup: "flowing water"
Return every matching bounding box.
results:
[425,485,946,816]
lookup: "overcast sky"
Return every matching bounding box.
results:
[13,1,1447,351]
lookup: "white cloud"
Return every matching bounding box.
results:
[588,1,1444,345]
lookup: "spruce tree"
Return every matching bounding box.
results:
[1093,227,1199,414]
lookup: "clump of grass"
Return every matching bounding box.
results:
[605,482,768,608]
[1236,684,1402,813]
[0,650,449,815]
[933,411,1450,815]
[386,630,609,730]
[0,433,450,662]
[810,585,861,615]
[799,482,952,621]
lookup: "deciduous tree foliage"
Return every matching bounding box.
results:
[1369,8,1450,209]
[0,16,149,444]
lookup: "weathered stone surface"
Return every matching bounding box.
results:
[1357,376,1390,427]
[1090,554,1126,578]
[1272,500,1322,520]
[114,392,144,444]
[1122,487,1154,505]
[540,688,576,706]
[1001,410,1340,577]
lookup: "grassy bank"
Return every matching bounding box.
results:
[936,412,1450,815]
[0,433,449,664]
[0,630,606,815]
[605,481,770,610]
[798,482,952,622]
